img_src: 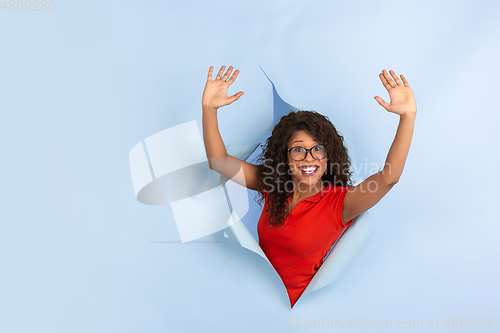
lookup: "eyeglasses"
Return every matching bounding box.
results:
[287,145,327,161]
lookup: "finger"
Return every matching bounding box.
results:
[389,70,403,85]
[226,69,240,84]
[379,73,392,90]
[222,66,234,81]
[227,91,244,104]
[382,69,396,88]
[215,66,226,80]
[401,74,410,88]
[374,96,390,110]
[207,66,213,81]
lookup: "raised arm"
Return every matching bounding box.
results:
[202,65,260,191]
[342,69,417,224]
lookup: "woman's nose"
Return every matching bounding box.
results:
[305,151,315,161]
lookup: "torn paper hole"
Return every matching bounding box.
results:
[128,67,374,307]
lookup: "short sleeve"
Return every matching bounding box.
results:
[332,186,354,228]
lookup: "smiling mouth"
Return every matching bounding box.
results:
[299,165,319,176]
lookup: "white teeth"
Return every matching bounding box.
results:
[300,166,318,175]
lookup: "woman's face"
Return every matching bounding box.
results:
[287,130,328,191]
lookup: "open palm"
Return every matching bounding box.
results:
[202,66,244,109]
[374,69,417,116]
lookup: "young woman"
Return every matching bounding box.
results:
[201,65,417,308]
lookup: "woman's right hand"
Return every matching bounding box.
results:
[202,65,244,109]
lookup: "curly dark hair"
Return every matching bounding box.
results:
[253,110,353,229]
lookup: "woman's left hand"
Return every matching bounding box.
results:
[374,69,417,117]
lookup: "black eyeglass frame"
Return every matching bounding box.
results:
[287,145,328,161]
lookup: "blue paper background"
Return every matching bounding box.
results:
[1,0,499,332]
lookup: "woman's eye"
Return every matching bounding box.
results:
[314,146,324,151]
[292,147,304,152]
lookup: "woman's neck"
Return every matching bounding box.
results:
[290,180,324,201]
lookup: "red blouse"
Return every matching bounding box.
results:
[257,184,354,308]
